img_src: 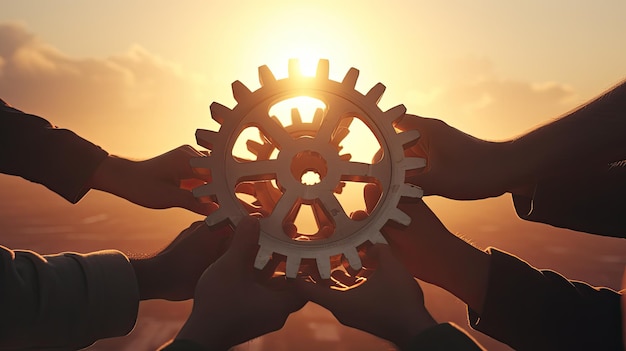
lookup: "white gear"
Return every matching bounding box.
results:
[191,59,425,279]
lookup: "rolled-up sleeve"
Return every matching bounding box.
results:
[0,245,139,350]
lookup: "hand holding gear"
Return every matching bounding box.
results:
[191,59,425,279]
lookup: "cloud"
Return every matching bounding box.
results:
[0,22,211,157]
[404,56,579,140]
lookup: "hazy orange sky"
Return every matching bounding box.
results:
[2,1,625,158]
[1,4,625,350]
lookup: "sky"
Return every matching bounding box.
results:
[2,1,625,158]
[1,2,625,350]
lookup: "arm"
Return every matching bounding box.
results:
[383,196,624,351]
[160,217,305,351]
[0,221,231,349]
[0,100,108,203]
[400,80,626,236]
[297,244,484,351]
[0,99,214,215]
[0,245,139,350]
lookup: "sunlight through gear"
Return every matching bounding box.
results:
[191,59,425,279]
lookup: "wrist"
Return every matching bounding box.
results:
[436,235,490,314]
[177,311,229,351]
[130,256,162,300]
[89,155,134,193]
[495,140,536,196]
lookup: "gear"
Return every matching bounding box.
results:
[191,59,425,279]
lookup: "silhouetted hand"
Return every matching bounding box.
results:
[174,216,306,350]
[130,221,233,301]
[396,114,528,200]
[363,184,490,314]
[297,243,437,350]
[89,145,217,215]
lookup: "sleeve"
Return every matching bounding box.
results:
[402,323,484,351]
[0,245,140,350]
[0,100,108,203]
[467,248,623,351]
[512,162,626,238]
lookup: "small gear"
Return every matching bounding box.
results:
[191,59,425,279]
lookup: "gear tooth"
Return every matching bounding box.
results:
[210,102,231,125]
[339,154,351,161]
[231,80,252,103]
[316,59,330,79]
[192,183,215,198]
[365,83,386,104]
[401,157,427,171]
[254,247,273,270]
[203,209,229,226]
[288,58,301,78]
[390,207,412,226]
[316,257,331,279]
[384,104,407,123]
[369,231,388,244]
[195,129,218,150]
[190,155,211,168]
[341,67,360,88]
[331,127,349,147]
[290,108,302,126]
[258,65,276,86]
[397,130,421,146]
[343,248,362,271]
[401,183,424,199]
[246,140,265,156]
[312,108,324,127]
[270,115,284,129]
[285,255,301,278]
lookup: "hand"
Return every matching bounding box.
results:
[297,244,437,349]
[175,216,306,350]
[89,145,217,215]
[130,221,233,301]
[396,114,530,200]
[363,184,490,313]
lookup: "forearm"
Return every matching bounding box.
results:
[0,102,108,203]
[0,245,139,349]
[507,79,626,194]
[468,248,623,351]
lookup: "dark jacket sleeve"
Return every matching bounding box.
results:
[0,245,139,350]
[403,323,484,351]
[0,99,108,203]
[468,248,623,351]
[512,162,626,238]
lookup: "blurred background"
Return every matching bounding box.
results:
[1,1,625,350]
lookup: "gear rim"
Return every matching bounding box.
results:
[191,59,425,279]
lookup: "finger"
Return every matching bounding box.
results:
[350,210,368,221]
[363,183,382,214]
[177,190,219,216]
[235,182,257,196]
[394,114,423,132]
[179,178,206,191]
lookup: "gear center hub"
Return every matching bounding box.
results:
[291,150,327,186]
